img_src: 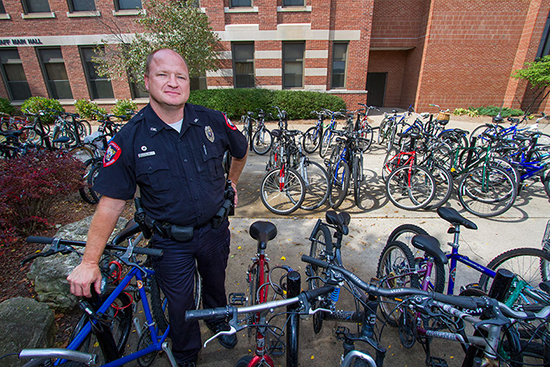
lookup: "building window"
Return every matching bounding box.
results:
[232,42,254,88]
[0,1,6,13]
[21,0,50,13]
[282,42,304,89]
[68,0,96,12]
[114,0,141,10]
[230,0,251,7]
[331,42,348,89]
[537,10,550,58]
[0,49,32,101]
[190,74,207,90]
[282,0,304,6]
[80,46,114,99]
[37,48,73,100]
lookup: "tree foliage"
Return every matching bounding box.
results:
[94,0,221,85]
[512,55,550,112]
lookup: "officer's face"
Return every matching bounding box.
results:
[144,50,190,110]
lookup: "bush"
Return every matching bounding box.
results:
[111,99,138,120]
[453,107,479,117]
[0,150,84,237]
[0,97,15,116]
[75,99,106,120]
[188,89,346,120]
[469,106,524,118]
[272,90,346,120]
[21,97,65,124]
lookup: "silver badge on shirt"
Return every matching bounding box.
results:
[205,126,215,143]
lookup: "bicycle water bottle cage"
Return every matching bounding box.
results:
[249,221,277,250]
[437,207,477,230]
[325,211,350,236]
[411,234,448,265]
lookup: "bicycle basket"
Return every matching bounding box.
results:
[435,112,450,125]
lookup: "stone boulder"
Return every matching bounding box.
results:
[0,297,55,367]
[27,216,128,310]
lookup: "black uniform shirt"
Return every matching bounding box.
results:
[93,103,247,227]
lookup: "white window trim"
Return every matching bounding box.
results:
[277,6,311,12]
[21,12,56,19]
[0,14,11,19]
[113,9,144,16]
[224,7,258,13]
[67,11,101,18]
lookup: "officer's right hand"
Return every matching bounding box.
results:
[67,262,102,298]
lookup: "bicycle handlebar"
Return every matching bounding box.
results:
[301,255,550,320]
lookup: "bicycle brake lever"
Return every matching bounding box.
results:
[203,325,237,348]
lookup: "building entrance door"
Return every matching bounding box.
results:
[366,72,387,107]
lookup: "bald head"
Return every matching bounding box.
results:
[145,49,188,76]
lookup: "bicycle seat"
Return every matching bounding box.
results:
[411,234,448,265]
[271,129,283,138]
[111,220,142,245]
[325,211,350,235]
[437,207,477,230]
[250,221,277,250]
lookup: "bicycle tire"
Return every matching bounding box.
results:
[260,166,305,215]
[78,119,92,137]
[319,129,333,158]
[544,173,550,200]
[69,145,95,163]
[385,165,435,210]
[457,165,517,217]
[88,164,102,204]
[491,157,520,189]
[353,155,364,208]
[67,292,133,364]
[252,128,272,155]
[424,164,453,210]
[470,124,502,147]
[235,355,253,367]
[357,124,373,151]
[303,126,321,154]
[376,240,419,326]
[307,223,332,334]
[286,312,299,367]
[79,159,100,204]
[382,147,406,181]
[299,159,329,210]
[462,325,523,367]
[328,160,350,209]
[438,130,468,152]
[386,224,446,293]
[479,248,550,305]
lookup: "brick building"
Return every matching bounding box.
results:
[0,0,549,113]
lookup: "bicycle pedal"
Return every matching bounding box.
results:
[335,326,350,340]
[228,292,247,306]
[269,341,284,355]
[428,357,448,367]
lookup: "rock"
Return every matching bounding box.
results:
[27,216,128,310]
[0,297,56,367]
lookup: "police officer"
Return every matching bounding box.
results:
[67,49,248,367]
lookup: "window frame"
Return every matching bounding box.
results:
[232,42,255,89]
[230,0,252,8]
[0,1,6,13]
[67,0,96,12]
[0,48,32,101]
[331,42,348,89]
[37,47,73,100]
[537,10,550,58]
[21,0,51,13]
[282,0,304,6]
[282,41,305,89]
[114,0,142,11]
[79,46,115,100]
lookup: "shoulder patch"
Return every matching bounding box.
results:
[224,114,237,131]
[103,141,122,167]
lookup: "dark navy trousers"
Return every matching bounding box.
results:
[151,220,230,363]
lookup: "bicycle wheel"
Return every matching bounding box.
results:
[382,148,406,181]
[303,126,321,154]
[462,326,523,367]
[357,124,374,151]
[353,155,365,208]
[53,127,77,149]
[424,164,453,209]
[470,124,502,147]
[299,159,329,210]
[235,355,253,367]
[78,119,92,137]
[479,248,550,306]
[438,130,468,152]
[319,129,333,158]
[328,160,350,209]
[88,164,102,204]
[386,225,446,293]
[491,157,520,189]
[68,292,133,364]
[260,166,305,215]
[385,165,435,210]
[457,165,517,217]
[376,240,419,326]
[286,311,299,367]
[79,159,100,204]
[252,128,272,155]
[69,145,95,163]
[544,173,550,200]
[307,223,332,334]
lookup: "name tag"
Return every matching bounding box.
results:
[138,151,156,158]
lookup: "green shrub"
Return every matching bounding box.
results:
[188,89,346,120]
[0,98,15,115]
[470,106,524,118]
[0,150,84,237]
[111,99,138,120]
[272,90,346,120]
[75,99,106,120]
[21,97,65,124]
[453,107,479,117]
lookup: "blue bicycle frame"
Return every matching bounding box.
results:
[446,248,496,295]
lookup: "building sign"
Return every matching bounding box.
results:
[0,38,44,46]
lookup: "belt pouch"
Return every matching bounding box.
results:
[170,225,194,242]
